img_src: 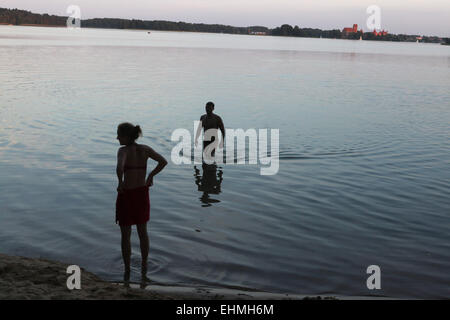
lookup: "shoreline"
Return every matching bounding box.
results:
[1,24,446,45]
[0,253,341,300]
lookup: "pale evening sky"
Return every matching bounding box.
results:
[1,0,449,36]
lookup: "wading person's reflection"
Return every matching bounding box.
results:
[194,164,223,207]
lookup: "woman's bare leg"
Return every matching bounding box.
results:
[120,225,132,281]
[136,223,149,279]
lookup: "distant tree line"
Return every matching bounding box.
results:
[0,8,66,25]
[0,8,267,34]
[440,38,450,45]
[272,24,343,39]
[81,18,267,34]
[0,8,445,43]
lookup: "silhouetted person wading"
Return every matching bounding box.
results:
[195,101,225,163]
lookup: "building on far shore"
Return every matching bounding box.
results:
[342,24,363,35]
[342,24,389,39]
[249,31,267,36]
[373,29,388,36]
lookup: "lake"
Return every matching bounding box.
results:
[0,25,449,298]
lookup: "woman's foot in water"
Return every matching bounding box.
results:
[124,268,131,282]
[141,263,151,283]
[141,274,151,284]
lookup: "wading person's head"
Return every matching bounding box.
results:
[117,122,142,146]
[205,101,215,115]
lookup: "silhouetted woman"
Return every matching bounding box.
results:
[115,123,167,282]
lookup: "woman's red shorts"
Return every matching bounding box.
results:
[116,186,150,226]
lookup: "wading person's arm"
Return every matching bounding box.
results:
[145,146,168,187]
[116,147,127,192]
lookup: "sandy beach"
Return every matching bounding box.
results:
[0,253,336,300]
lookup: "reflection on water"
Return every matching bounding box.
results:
[194,164,223,207]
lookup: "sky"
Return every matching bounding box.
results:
[1,0,449,36]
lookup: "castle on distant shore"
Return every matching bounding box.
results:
[342,24,388,37]
[342,24,362,34]
[372,29,388,36]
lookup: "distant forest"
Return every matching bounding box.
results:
[0,7,447,44]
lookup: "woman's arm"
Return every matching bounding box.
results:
[116,147,127,192]
[145,146,168,187]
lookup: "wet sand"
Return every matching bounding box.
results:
[0,253,339,300]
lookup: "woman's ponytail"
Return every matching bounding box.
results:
[134,125,142,140]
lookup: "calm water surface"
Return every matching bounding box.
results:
[0,26,449,298]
